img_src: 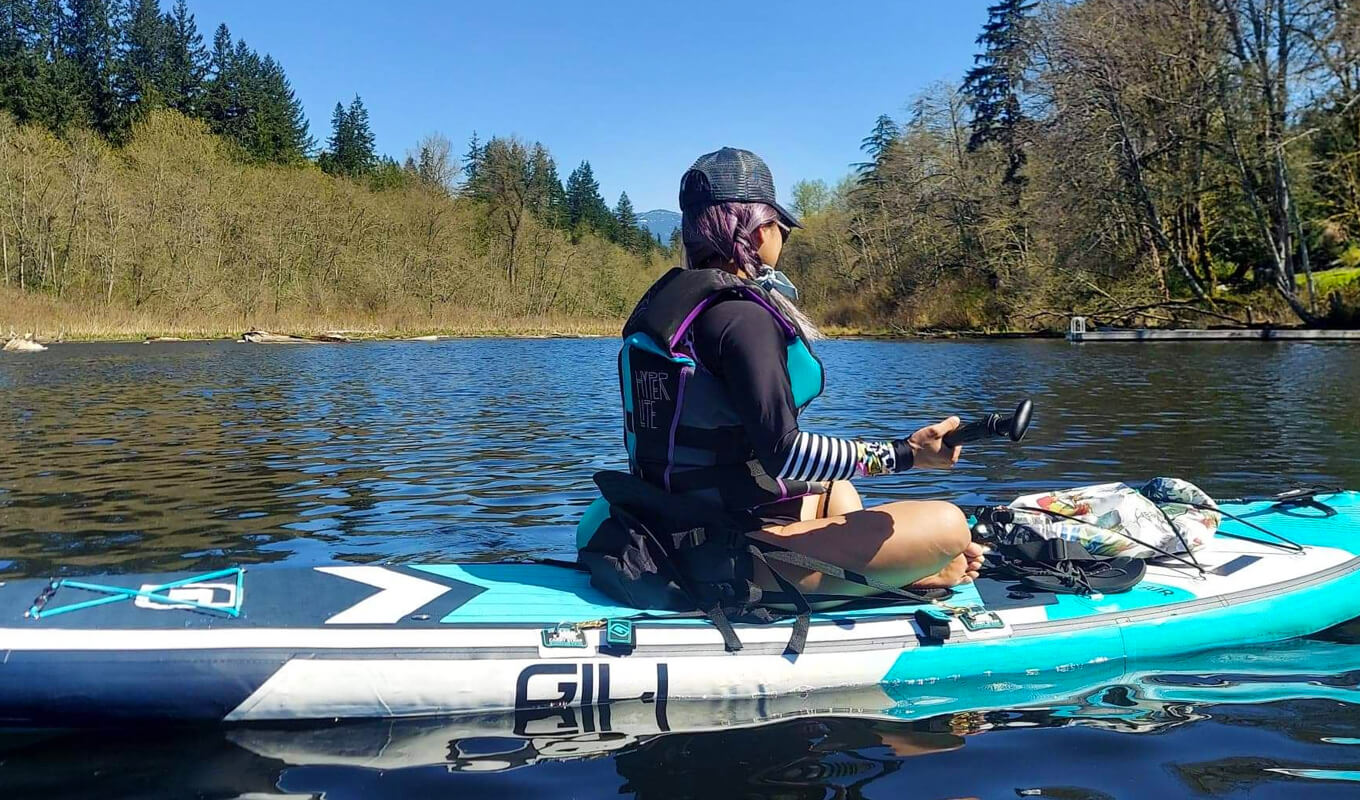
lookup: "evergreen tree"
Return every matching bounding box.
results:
[209,21,231,76]
[614,191,640,251]
[36,0,86,130]
[345,94,378,174]
[0,0,73,126]
[322,95,376,177]
[201,24,240,141]
[346,95,374,168]
[565,160,610,236]
[855,114,901,186]
[247,54,311,163]
[62,0,122,135]
[318,101,348,175]
[462,131,483,188]
[226,36,255,140]
[527,143,565,227]
[961,0,1035,187]
[201,26,309,164]
[118,0,168,115]
[160,0,207,115]
[0,0,29,116]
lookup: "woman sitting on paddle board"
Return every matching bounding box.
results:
[612,147,982,599]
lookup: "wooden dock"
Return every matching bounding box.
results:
[1066,317,1360,342]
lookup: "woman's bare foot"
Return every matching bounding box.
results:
[910,542,986,589]
[964,541,985,579]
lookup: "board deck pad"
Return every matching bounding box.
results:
[0,565,489,629]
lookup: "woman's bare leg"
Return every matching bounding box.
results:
[824,480,863,517]
[749,499,977,601]
[793,481,863,521]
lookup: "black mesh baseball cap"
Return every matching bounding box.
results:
[679,147,803,228]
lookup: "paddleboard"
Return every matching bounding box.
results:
[0,491,1357,726]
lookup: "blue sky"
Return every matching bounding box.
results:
[181,1,992,212]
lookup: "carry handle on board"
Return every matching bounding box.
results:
[943,399,1033,448]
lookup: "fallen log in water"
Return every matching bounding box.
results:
[240,330,350,344]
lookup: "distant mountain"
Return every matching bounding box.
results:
[637,209,681,244]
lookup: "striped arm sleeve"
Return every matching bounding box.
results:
[776,432,911,481]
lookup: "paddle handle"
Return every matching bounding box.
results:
[942,417,996,448]
[941,399,1033,448]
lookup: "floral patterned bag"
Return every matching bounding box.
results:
[1002,478,1220,558]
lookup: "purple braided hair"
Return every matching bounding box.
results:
[679,200,822,340]
[681,202,779,275]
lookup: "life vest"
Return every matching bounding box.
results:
[616,266,825,511]
[573,268,828,650]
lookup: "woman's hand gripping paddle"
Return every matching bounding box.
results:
[905,399,1034,470]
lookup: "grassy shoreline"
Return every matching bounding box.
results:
[0,288,627,342]
[7,288,1357,345]
[7,317,1351,345]
[1,321,626,343]
[2,311,1062,343]
[11,325,623,343]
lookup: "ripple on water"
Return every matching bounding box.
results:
[9,337,1350,569]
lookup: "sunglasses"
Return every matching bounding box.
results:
[774,221,792,243]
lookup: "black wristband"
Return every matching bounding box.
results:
[891,438,914,473]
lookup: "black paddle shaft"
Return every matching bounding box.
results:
[942,399,1033,448]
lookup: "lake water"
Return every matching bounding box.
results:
[1,337,1359,798]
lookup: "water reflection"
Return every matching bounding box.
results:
[0,340,630,575]
[3,339,1359,578]
[0,636,1354,799]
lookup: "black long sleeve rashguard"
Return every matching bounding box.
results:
[689,299,912,481]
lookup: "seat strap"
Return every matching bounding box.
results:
[749,545,810,657]
[704,603,746,652]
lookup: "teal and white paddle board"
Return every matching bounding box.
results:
[218,635,1360,773]
[0,491,1357,726]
